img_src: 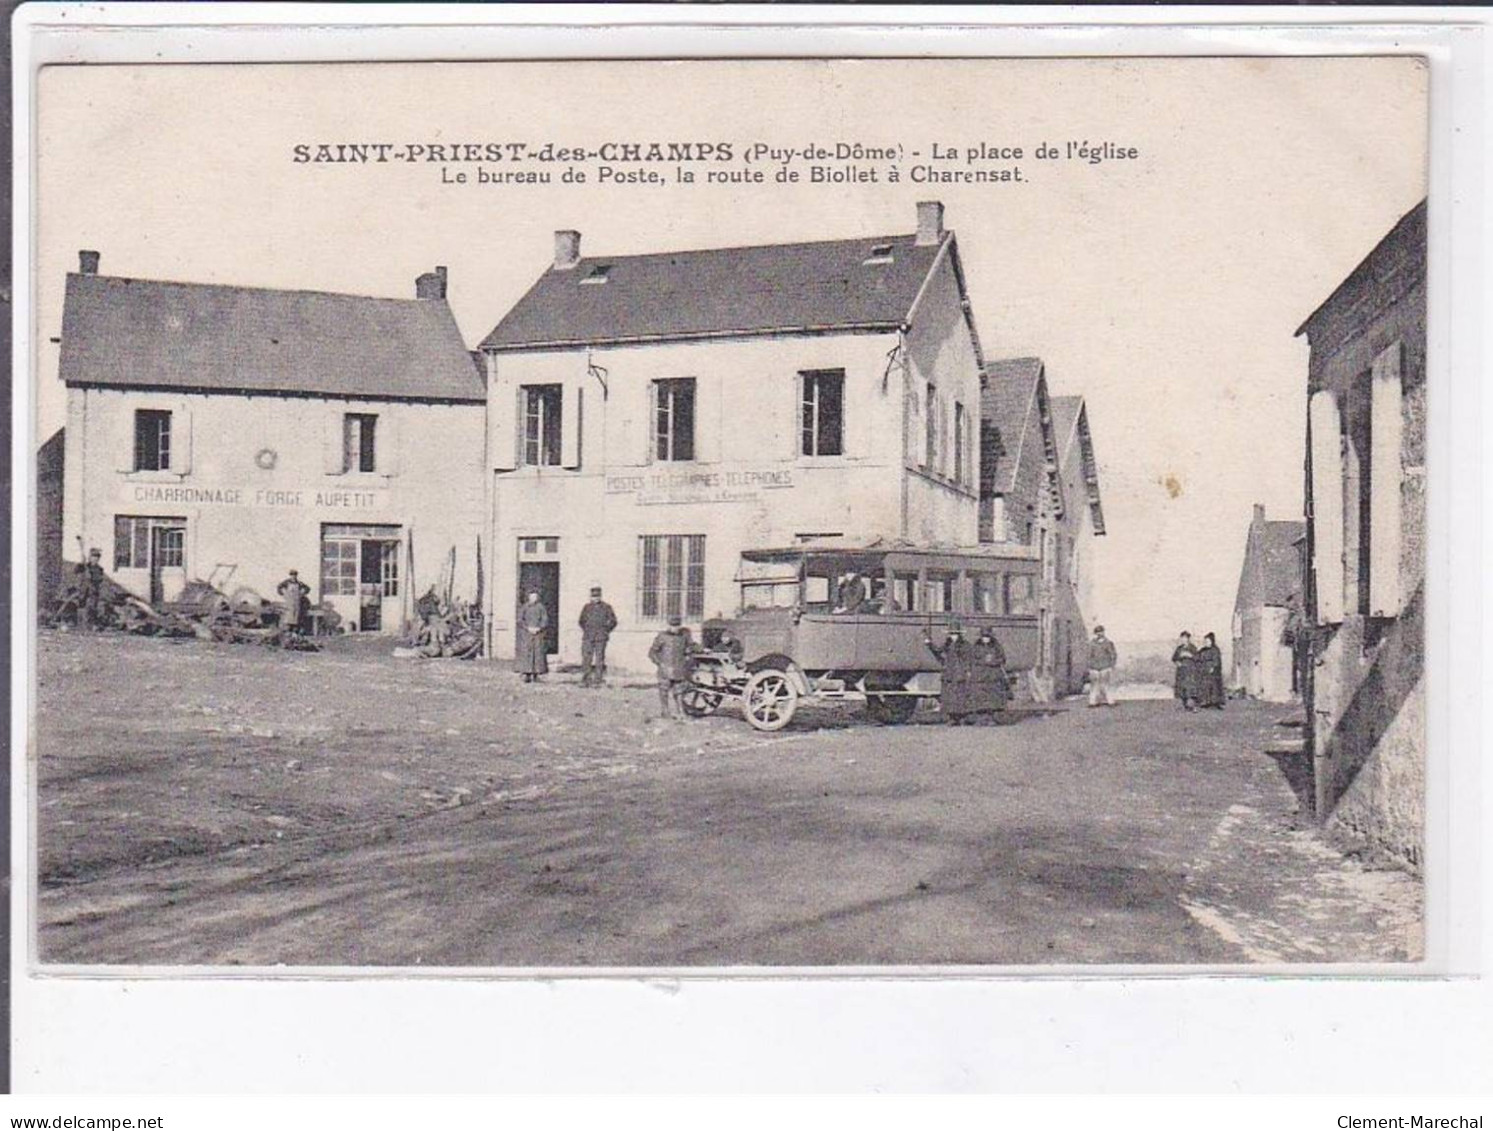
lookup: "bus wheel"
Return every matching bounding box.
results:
[743,669,799,732]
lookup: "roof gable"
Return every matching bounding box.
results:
[480,231,948,352]
[60,273,485,402]
[1051,394,1106,536]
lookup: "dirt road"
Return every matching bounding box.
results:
[34,631,1421,966]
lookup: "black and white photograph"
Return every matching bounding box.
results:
[26,55,1431,971]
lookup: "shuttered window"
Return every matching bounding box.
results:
[638,534,705,620]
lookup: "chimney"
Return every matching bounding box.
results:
[1253,503,1265,526]
[78,250,100,275]
[554,230,582,271]
[415,266,447,300]
[915,201,945,246]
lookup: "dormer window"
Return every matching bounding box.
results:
[580,264,612,285]
[864,244,895,265]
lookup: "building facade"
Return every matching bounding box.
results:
[1229,503,1305,702]
[1048,395,1107,696]
[58,255,487,631]
[978,360,1105,697]
[1298,199,1426,873]
[478,202,987,671]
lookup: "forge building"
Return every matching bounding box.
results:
[1230,503,1305,702]
[1299,199,1426,872]
[978,358,1105,698]
[477,202,990,671]
[57,254,486,631]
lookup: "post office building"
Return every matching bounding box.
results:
[477,202,989,671]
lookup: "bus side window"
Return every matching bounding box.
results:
[974,572,1005,615]
[892,573,918,612]
[1006,573,1037,616]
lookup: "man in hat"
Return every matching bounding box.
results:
[1087,624,1118,708]
[926,619,981,725]
[277,568,311,641]
[648,613,694,721]
[77,547,106,629]
[578,585,618,687]
[835,570,867,614]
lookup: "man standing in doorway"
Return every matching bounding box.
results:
[516,590,550,683]
[648,614,693,721]
[578,585,618,688]
[1086,624,1118,708]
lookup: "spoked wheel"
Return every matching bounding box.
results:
[680,684,724,718]
[743,668,799,732]
[865,695,918,725]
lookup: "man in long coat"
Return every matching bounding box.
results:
[516,591,549,682]
[927,621,982,725]
[578,586,618,687]
[1195,632,1226,709]
[1171,631,1199,710]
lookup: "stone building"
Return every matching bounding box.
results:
[57,253,487,632]
[1230,503,1305,702]
[37,428,66,607]
[477,201,989,671]
[1298,199,1426,872]
[978,359,1105,698]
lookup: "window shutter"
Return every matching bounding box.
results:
[1308,389,1345,624]
[116,402,138,473]
[1369,341,1404,616]
[323,409,345,475]
[381,409,402,476]
[174,402,193,475]
[488,354,518,471]
[562,385,583,469]
[694,378,717,463]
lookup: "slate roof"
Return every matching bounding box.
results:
[1259,519,1306,606]
[1050,395,1082,452]
[480,232,949,351]
[60,273,486,402]
[979,358,1044,497]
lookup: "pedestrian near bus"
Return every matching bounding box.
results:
[926,620,982,725]
[578,585,618,687]
[1086,625,1118,708]
[648,614,694,721]
[516,591,549,683]
[1171,630,1199,711]
[1195,632,1227,709]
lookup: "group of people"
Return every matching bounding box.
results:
[922,622,1011,725]
[1170,630,1226,710]
[516,585,620,686]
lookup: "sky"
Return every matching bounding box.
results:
[32,58,1428,645]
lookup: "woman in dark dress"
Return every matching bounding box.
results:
[1171,630,1199,711]
[972,626,1011,721]
[1195,632,1226,709]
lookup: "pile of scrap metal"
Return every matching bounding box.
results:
[394,587,483,660]
[45,563,333,651]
